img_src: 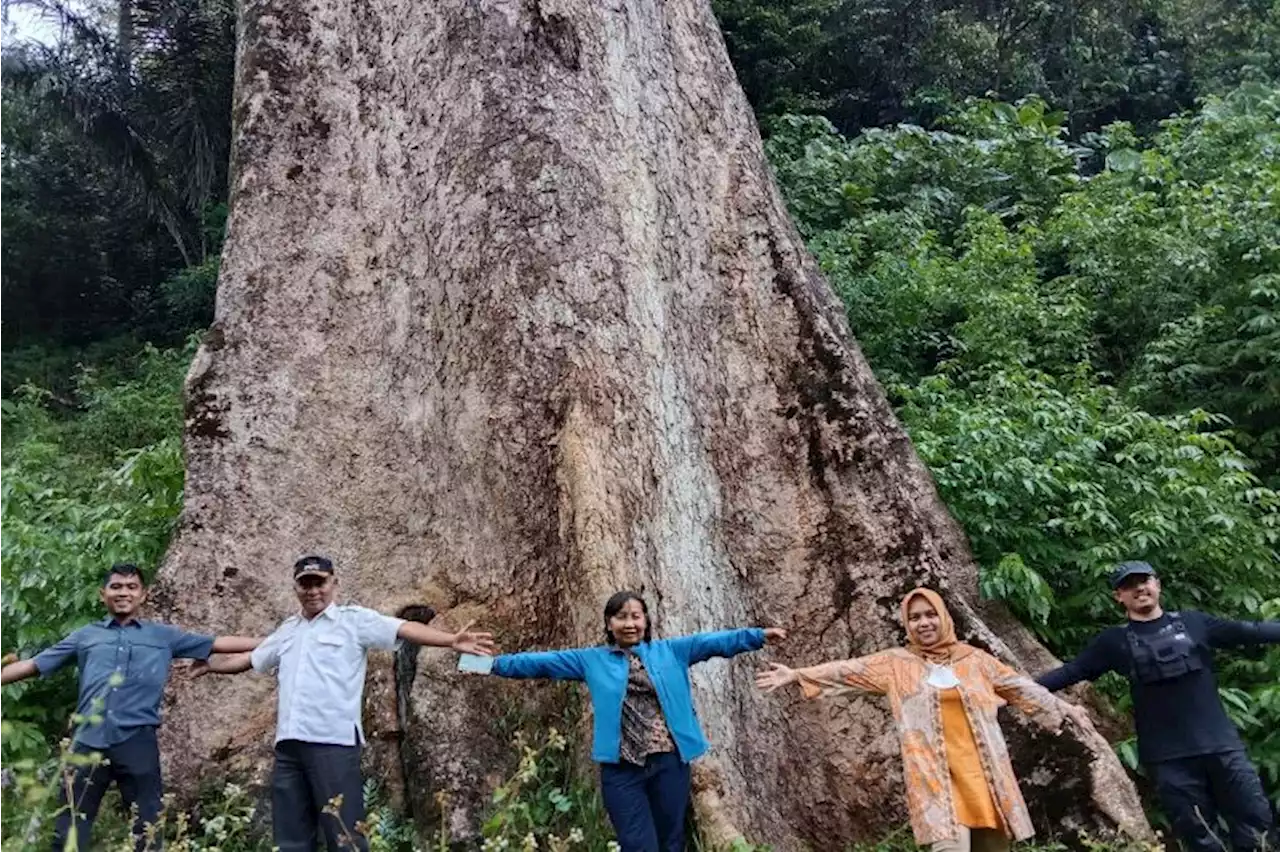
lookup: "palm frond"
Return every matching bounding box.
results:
[5,61,195,264]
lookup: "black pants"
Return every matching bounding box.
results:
[1151,750,1275,852]
[599,752,692,852]
[52,726,164,852]
[271,739,368,852]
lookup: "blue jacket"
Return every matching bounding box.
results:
[492,628,765,763]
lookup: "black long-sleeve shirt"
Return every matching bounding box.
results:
[1037,610,1280,764]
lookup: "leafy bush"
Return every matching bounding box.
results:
[1064,84,1280,481]
[902,371,1278,645]
[766,82,1280,803]
[0,739,413,852]
[1,341,193,764]
[478,728,615,852]
[159,256,221,339]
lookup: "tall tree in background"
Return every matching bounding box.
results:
[712,0,1275,135]
[154,0,1150,846]
[0,0,234,347]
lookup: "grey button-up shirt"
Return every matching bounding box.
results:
[33,617,214,748]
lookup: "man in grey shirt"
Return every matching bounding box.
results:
[200,555,495,851]
[0,562,261,851]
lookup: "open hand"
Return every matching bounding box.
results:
[763,627,788,644]
[189,661,210,678]
[755,662,798,693]
[451,621,497,656]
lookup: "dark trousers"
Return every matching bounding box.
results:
[599,752,691,852]
[271,739,368,852]
[52,726,164,852]
[1151,750,1275,852]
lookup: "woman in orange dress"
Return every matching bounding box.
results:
[756,588,1092,852]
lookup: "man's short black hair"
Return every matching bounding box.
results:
[102,563,146,587]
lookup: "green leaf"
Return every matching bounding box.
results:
[1104,148,1142,171]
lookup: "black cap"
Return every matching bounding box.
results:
[293,555,334,580]
[1110,560,1155,589]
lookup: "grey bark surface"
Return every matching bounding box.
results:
[155,0,1153,847]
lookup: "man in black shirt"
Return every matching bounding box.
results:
[1037,561,1279,852]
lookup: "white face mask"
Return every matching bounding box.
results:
[926,663,960,689]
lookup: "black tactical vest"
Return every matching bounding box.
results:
[1126,612,1204,684]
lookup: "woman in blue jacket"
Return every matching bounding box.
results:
[489,590,787,852]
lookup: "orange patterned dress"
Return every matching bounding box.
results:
[796,646,1068,845]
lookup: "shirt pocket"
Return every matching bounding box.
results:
[311,633,348,665]
[84,636,125,682]
[127,641,174,688]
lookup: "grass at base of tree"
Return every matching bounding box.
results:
[0,721,1180,852]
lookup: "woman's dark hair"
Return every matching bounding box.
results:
[602,590,651,645]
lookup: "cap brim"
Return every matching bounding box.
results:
[294,569,333,580]
[1112,570,1154,588]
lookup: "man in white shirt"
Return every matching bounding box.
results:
[199,555,495,851]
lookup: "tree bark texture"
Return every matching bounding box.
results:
[155,0,1153,847]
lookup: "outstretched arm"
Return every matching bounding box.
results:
[986,654,1091,733]
[167,628,263,662]
[669,627,786,665]
[1205,614,1280,649]
[398,620,496,655]
[6,630,85,685]
[491,648,588,681]
[0,659,39,685]
[1036,632,1117,692]
[191,652,254,676]
[757,651,894,699]
[212,636,263,653]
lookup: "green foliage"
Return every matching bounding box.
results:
[479,728,615,852]
[1,335,154,398]
[362,780,420,852]
[1063,83,1280,481]
[765,102,1089,387]
[0,726,416,852]
[901,370,1279,647]
[157,255,221,350]
[1,341,192,764]
[1159,0,1280,96]
[0,88,180,349]
[765,97,1080,242]
[2,0,233,351]
[766,82,1280,804]
[715,0,1275,135]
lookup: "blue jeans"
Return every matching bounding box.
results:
[599,752,691,852]
[52,726,164,852]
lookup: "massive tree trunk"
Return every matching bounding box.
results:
[155,0,1152,847]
